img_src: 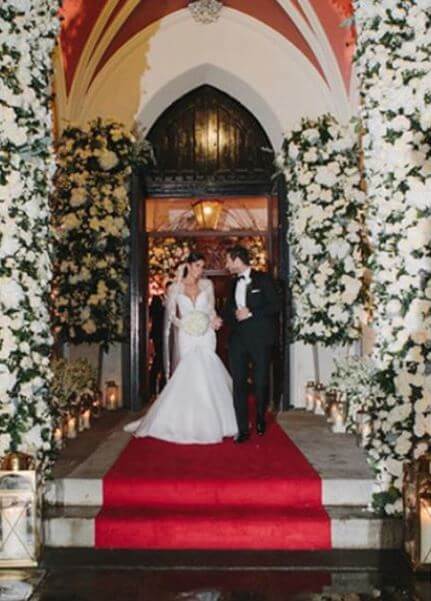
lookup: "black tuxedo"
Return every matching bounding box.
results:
[223,269,281,434]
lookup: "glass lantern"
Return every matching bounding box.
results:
[0,454,40,567]
[325,389,338,423]
[192,198,224,230]
[78,393,92,431]
[356,409,372,447]
[105,380,120,410]
[305,381,316,411]
[331,391,347,433]
[403,454,431,571]
[91,390,103,419]
[313,383,326,416]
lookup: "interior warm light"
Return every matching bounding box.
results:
[192,198,224,229]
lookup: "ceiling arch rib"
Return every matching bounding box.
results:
[77,9,337,149]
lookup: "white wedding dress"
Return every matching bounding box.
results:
[125,278,238,444]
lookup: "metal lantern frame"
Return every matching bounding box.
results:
[0,470,41,567]
[105,380,121,410]
[324,389,339,423]
[191,198,224,230]
[313,383,326,415]
[403,454,431,571]
[305,380,316,411]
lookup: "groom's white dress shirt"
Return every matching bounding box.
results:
[235,267,252,308]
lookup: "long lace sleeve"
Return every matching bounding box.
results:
[163,283,181,378]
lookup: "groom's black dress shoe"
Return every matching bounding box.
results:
[256,421,266,436]
[235,432,250,444]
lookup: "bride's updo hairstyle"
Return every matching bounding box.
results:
[182,252,205,277]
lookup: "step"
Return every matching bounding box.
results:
[44,475,373,508]
[43,505,402,550]
[95,505,331,550]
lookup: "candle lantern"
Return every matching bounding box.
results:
[105,380,120,411]
[0,453,40,567]
[65,413,77,439]
[305,381,316,412]
[78,393,92,431]
[331,393,347,433]
[325,389,339,423]
[403,454,431,571]
[313,383,326,416]
[192,198,224,230]
[91,391,103,419]
[356,410,372,447]
[53,426,63,450]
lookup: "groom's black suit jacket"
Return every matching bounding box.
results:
[223,269,281,347]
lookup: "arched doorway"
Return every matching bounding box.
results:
[125,86,289,410]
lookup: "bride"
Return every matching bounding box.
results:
[125,252,238,444]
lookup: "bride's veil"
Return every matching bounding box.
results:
[163,263,186,377]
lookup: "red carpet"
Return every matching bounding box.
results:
[96,415,331,550]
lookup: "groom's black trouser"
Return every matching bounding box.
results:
[228,334,271,435]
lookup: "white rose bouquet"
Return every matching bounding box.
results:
[182,310,210,336]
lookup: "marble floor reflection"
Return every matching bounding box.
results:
[15,567,426,601]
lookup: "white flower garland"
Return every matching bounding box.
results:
[277,115,366,346]
[0,1,60,469]
[354,0,431,514]
[51,119,136,348]
[329,356,384,431]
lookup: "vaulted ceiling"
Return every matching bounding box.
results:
[59,0,354,97]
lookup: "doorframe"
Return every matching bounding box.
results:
[123,176,290,411]
[276,173,291,410]
[123,170,147,411]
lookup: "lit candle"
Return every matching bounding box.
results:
[420,499,431,564]
[314,396,325,416]
[66,416,77,439]
[82,409,91,430]
[1,503,27,559]
[332,410,346,433]
[107,393,117,411]
[53,427,63,449]
[306,390,315,412]
[329,402,339,424]
[361,422,372,447]
[305,381,315,411]
[78,412,85,432]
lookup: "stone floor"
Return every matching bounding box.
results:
[0,551,429,601]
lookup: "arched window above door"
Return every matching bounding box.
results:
[145,85,274,196]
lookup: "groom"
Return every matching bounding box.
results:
[224,245,281,443]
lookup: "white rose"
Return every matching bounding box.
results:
[385,458,403,478]
[70,188,87,207]
[0,278,24,308]
[315,167,338,187]
[303,128,319,142]
[0,232,20,258]
[62,213,80,230]
[288,144,299,160]
[394,432,412,457]
[82,320,97,334]
[341,275,361,304]
[98,150,119,171]
[328,239,350,260]
[0,365,17,396]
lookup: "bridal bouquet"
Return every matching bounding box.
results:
[182,311,210,336]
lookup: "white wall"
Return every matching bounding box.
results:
[64,343,123,402]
